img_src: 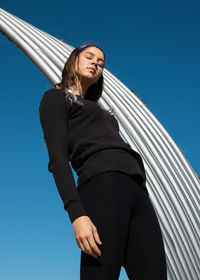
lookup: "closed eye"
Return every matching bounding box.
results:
[85,54,93,59]
[85,52,104,64]
[85,54,104,68]
[86,57,103,67]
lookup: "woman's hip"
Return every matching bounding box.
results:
[78,171,148,222]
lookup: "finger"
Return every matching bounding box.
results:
[78,240,85,252]
[79,239,98,259]
[75,237,84,251]
[93,227,102,245]
[82,238,97,257]
[88,235,101,256]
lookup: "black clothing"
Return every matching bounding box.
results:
[39,88,147,223]
[78,171,167,280]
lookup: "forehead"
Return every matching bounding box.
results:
[82,46,104,59]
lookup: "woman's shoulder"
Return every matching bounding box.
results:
[39,87,69,112]
[40,87,68,104]
[42,87,65,99]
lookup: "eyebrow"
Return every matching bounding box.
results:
[85,51,105,63]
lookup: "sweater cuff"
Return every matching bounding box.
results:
[65,201,88,224]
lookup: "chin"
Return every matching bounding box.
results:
[81,75,97,83]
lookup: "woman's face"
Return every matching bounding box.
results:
[75,46,105,85]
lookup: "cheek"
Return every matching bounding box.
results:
[78,60,88,74]
[94,73,102,83]
[75,57,86,74]
[97,69,103,78]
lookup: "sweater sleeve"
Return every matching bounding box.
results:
[39,90,88,223]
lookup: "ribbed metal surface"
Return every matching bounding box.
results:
[0,8,199,280]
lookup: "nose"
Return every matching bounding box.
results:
[91,58,98,67]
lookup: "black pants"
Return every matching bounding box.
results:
[78,171,167,280]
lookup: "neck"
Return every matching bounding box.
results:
[71,78,92,98]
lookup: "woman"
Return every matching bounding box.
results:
[39,42,167,279]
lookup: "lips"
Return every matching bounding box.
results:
[87,67,95,73]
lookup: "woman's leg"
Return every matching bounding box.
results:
[78,172,134,280]
[123,183,167,280]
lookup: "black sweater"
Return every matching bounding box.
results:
[39,88,147,223]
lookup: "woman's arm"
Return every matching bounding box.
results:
[39,89,88,223]
[39,89,102,258]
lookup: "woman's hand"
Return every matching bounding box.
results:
[72,216,102,259]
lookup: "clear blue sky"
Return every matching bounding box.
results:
[0,1,199,279]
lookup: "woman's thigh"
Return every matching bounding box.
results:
[79,172,147,280]
[78,171,141,280]
[123,188,167,280]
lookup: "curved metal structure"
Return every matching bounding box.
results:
[0,8,199,280]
